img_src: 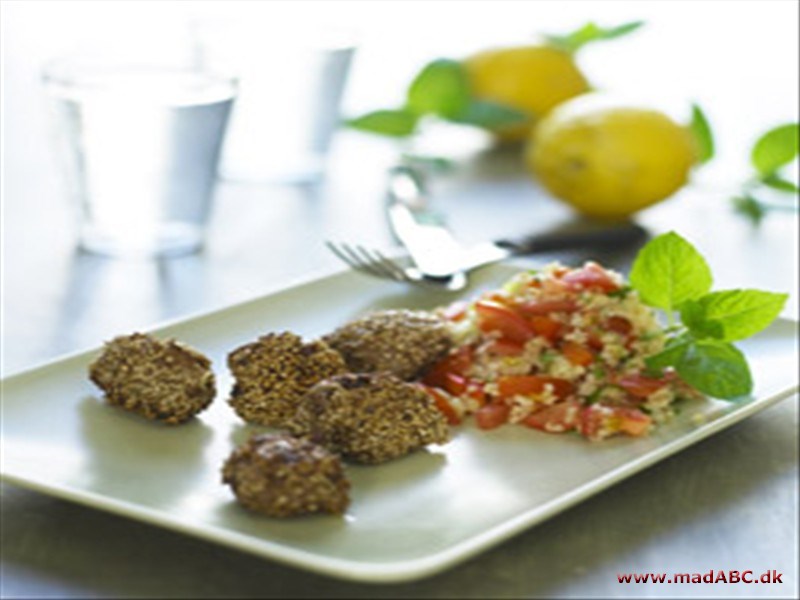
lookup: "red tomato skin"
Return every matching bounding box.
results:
[496,375,575,400]
[421,386,462,425]
[516,299,578,315]
[561,341,595,366]
[522,400,581,432]
[475,300,535,344]
[530,315,563,341]
[486,339,526,356]
[606,315,633,335]
[475,403,511,430]
[561,262,619,293]
[422,346,473,388]
[616,373,670,399]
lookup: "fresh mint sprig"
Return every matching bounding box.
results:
[344,58,527,139]
[631,232,788,399]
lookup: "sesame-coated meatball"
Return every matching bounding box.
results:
[227,332,347,429]
[88,333,215,425]
[222,433,350,517]
[323,310,453,381]
[298,372,450,464]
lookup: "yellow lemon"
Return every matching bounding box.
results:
[526,96,698,219]
[465,45,591,142]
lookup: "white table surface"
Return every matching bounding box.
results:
[2,2,798,598]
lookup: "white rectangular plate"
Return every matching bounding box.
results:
[1,264,798,583]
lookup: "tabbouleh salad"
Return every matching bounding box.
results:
[420,261,703,441]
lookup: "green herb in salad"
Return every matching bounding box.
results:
[632,231,788,399]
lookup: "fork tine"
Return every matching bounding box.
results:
[326,241,373,276]
[371,248,414,283]
[327,241,391,280]
[354,245,404,282]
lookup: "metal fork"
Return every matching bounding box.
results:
[325,241,467,291]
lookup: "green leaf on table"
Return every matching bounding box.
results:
[680,289,788,342]
[451,100,529,129]
[674,340,753,399]
[407,59,470,119]
[544,20,644,54]
[345,109,419,137]
[629,232,713,312]
[688,103,715,164]
[751,123,799,176]
[732,194,766,226]
[761,172,800,194]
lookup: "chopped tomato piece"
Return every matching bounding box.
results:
[530,315,563,341]
[465,381,488,406]
[422,346,473,388]
[616,373,670,399]
[578,404,652,440]
[443,372,468,396]
[561,341,595,366]
[420,385,462,425]
[475,403,510,430]
[442,301,469,321]
[475,300,535,344]
[606,315,633,335]
[486,339,526,356]
[516,299,578,315]
[496,375,574,399]
[561,262,619,293]
[523,400,581,432]
[616,407,652,436]
[578,404,618,441]
[587,333,605,351]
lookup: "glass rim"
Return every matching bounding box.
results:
[41,55,238,89]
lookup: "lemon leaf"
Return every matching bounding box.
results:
[732,194,766,226]
[545,20,644,54]
[751,123,799,176]
[689,104,715,164]
[761,173,799,193]
[407,59,470,119]
[452,100,528,129]
[345,109,419,137]
[629,231,713,312]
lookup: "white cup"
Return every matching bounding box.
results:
[191,20,356,183]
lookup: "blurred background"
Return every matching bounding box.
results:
[4,1,798,375]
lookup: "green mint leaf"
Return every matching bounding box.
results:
[761,173,800,194]
[645,336,691,372]
[732,194,766,226]
[680,289,788,342]
[407,59,470,119]
[345,109,419,137]
[629,232,713,312]
[689,104,714,164]
[545,20,644,54]
[674,340,752,399]
[751,123,799,176]
[452,100,529,129]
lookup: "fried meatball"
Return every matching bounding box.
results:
[222,433,350,517]
[298,372,450,464]
[227,332,347,429]
[88,333,215,425]
[322,309,453,381]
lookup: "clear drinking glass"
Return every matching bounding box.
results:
[43,58,237,257]
[191,21,356,183]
